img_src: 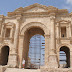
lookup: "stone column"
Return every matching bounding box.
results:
[48,14,58,68]
[56,23,60,44]
[70,14,72,36]
[0,15,4,36]
[70,14,72,44]
[70,51,72,68]
[66,26,69,38]
[1,24,4,37]
[18,35,24,68]
[8,16,22,67]
[0,21,2,35]
[70,14,72,67]
[69,23,71,38]
[0,48,1,64]
[44,34,50,67]
[0,23,4,43]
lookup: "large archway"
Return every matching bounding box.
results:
[59,46,70,68]
[0,46,9,65]
[27,34,45,69]
[22,27,45,69]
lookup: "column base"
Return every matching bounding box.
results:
[48,54,58,68]
[8,53,17,68]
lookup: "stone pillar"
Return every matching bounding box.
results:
[1,24,4,37]
[66,26,69,38]
[56,23,60,44]
[44,34,50,67]
[0,48,1,64]
[8,16,22,67]
[70,14,72,68]
[0,21,2,35]
[48,14,58,68]
[18,35,24,68]
[69,23,71,38]
[0,15,4,36]
[70,51,72,68]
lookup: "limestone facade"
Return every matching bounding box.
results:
[0,3,72,70]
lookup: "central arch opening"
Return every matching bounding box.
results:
[22,27,45,69]
[59,46,70,68]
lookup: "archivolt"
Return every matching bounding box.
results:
[20,22,49,35]
[58,43,71,52]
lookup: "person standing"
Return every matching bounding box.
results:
[22,58,25,69]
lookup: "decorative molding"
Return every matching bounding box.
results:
[7,3,69,17]
[44,34,50,38]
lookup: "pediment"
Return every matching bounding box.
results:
[14,3,48,13]
[8,3,68,17]
[59,20,70,24]
[24,7,47,12]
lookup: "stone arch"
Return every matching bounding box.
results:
[58,44,71,52]
[58,44,70,68]
[57,44,71,68]
[20,22,49,35]
[0,45,10,65]
[18,22,49,68]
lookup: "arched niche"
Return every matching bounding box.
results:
[59,46,70,68]
[0,46,10,66]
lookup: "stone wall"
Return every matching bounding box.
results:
[41,68,72,72]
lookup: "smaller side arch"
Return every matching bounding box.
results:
[58,44,70,68]
[0,45,10,66]
[57,44,71,52]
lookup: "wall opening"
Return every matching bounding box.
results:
[22,27,45,69]
[27,34,45,69]
[61,27,66,37]
[59,46,70,68]
[1,46,9,65]
[5,28,11,38]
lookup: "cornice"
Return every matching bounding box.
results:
[56,20,71,24]
[69,12,72,17]
[0,15,4,21]
[1,3,71,18]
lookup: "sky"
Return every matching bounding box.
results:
[0,0,72,16]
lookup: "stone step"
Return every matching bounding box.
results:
[4,68,41,72]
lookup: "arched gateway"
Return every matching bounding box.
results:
[18,22,49,68]
[59,46,70,68]
[0,3,72,72]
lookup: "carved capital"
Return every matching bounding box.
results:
[50,15,55,21]
[19,35,24,39]
[56,23,59,27]
[49,13,55,20]
[44,34,50,38]
[16,15,22,23]
[70,12,72,17]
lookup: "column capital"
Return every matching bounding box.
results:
[44,34,50,38]
[50,16,55,21]
[19,35,24,39]
[56,22,59,27]
[49,13,56,21]
[16,15,22,23]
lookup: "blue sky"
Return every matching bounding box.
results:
[0,0,72,16]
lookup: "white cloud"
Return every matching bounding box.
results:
[66,0,72,4]
[62,5,72,12]
[63,0,72,12]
